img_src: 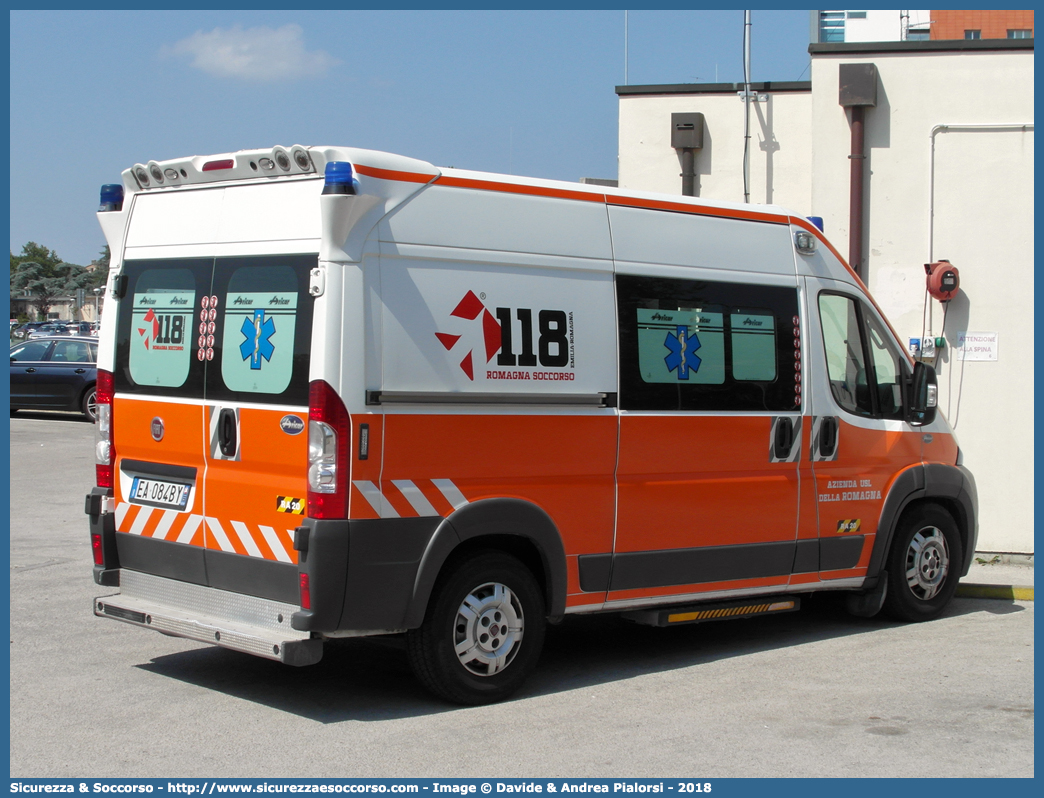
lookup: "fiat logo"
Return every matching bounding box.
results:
[151,418,164,442]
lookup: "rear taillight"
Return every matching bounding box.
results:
[95,370,115,488]
[299,573,312,610]
[307,379,350,518]
[91,533,104,566]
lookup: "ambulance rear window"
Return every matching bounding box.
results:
[125,268,197,389]
[220,265,300,396]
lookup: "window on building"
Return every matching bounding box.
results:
[906,27,931,41]
[819,11,846,43]
[964,29,981,40]
[847,11,866,19]
[1007,29,1032,39]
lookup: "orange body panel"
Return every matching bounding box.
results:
[203,406,306,563]
[616,415,799,553]
[382,413,618,557]
[812,421,922,579]
[113,397,206,512]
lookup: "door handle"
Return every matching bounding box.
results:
[24,368,36,373]
[773,417,794,460]
[819,417,838,458]
[74,368,86,374]
[217,408,238,457]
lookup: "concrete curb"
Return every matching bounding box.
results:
[956,583,1034,601]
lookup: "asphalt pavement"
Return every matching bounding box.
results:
[9,413,1034,779]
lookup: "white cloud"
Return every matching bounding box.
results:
[166,24,339,82]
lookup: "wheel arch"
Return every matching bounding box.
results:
[404,498,567,628]
[869,463,978,581]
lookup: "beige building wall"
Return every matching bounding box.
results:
[617,43,1034,553]
[809,48,1033,553]
[618,87,814,214]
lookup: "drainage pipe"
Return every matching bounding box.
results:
[848,105,866,279]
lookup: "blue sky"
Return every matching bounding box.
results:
[9,9,813,268]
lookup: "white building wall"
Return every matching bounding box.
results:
[616,46,1034,553]
[816,10,931,42]
[618,90,813,214]
[809,50,1033,553]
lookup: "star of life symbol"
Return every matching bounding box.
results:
[434,290,501,381]
[239,308,276,370]
[664,325,701,379]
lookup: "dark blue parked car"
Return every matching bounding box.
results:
[10,336,98,420]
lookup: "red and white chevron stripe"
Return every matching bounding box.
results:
[115,502,296,563]
[352,478,470,519]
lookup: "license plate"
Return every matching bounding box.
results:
[129,476,191,511]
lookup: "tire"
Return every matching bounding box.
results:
[883,504,963,622]
[407,551,546,705]
[81,386,98,422]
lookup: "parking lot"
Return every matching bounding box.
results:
[10,414,1034,778]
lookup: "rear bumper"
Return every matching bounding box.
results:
[95,570,322,666]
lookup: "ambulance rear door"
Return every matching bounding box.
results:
[112,254,316,603]
[200,254,316,603]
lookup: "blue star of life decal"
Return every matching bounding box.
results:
[664,325,701,380]
[240,309,276,370]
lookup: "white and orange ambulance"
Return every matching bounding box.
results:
[87,144,977,704]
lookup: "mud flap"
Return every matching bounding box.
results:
[845,571,889,618]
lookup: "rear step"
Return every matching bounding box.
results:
[622,596,800,627]
[94,570,322,666]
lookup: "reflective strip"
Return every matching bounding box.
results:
[151,509,178,541]
[230,520,263,559]
[206,518,235,553]
[128,506,154,536]
[392,480,439,517]
[176,514,203,545]
[353,480,400,519]
[433,479,469,510]
[115,502,131,529]
[258,525,293,564]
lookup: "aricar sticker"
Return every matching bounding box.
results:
[221,292,298,394]
[129,290,194,387]
[637,308,724,384]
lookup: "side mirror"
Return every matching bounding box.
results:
[907,361,938,427]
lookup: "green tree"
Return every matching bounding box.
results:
[9,242,94,319]
[87,245,110,289]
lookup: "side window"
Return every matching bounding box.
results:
[818,293,872,417]
[51,340,91,363]
[865,313,906,421]
[10,341,51,362]
[818,292,906,420]
[618,274,800,412]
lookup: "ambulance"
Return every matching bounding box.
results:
[86,144,977,705]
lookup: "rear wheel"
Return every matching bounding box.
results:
[883,504,962,622]
[81,386,98,422]
[407,551,546,705]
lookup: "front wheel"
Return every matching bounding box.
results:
[883,504,962,622]
[407,551,546,705]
